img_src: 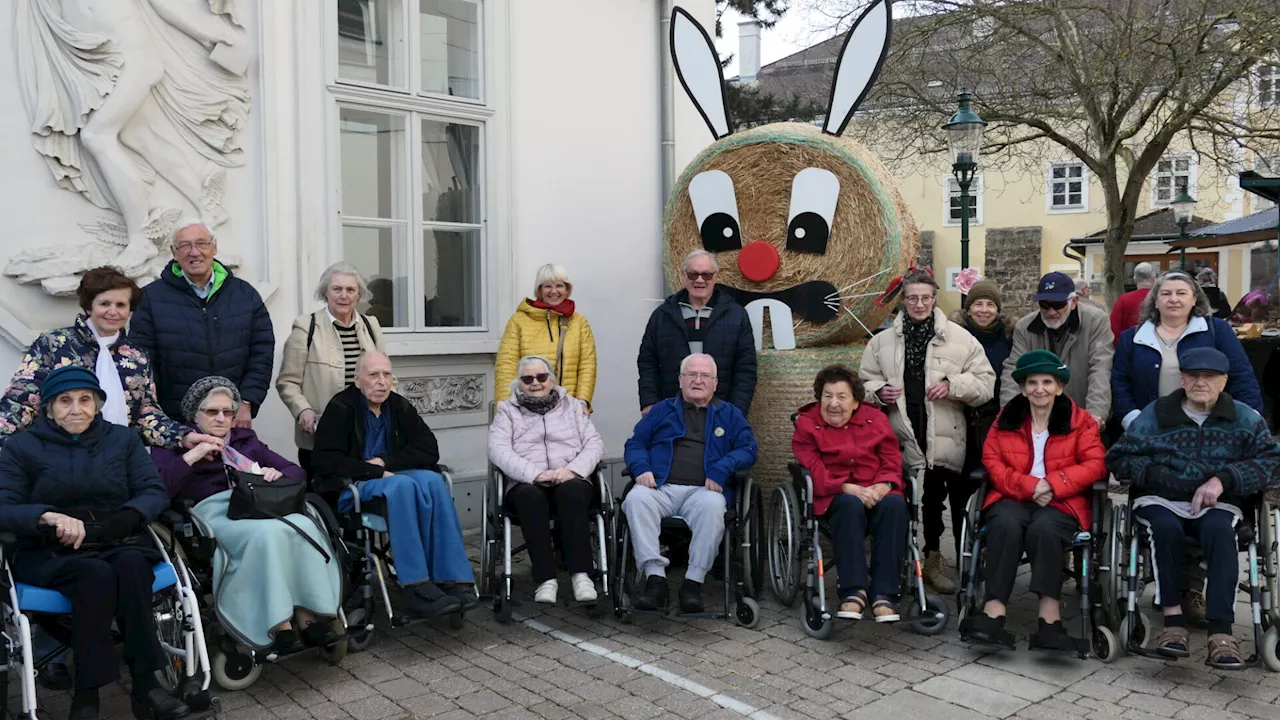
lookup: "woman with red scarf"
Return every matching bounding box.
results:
[495,264,597,409]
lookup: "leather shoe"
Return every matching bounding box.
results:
[130,688,190,720]
[301,621,346,648]
[443,583,479,612]
[404,582,462,619]
[632,575,668,611]
[271,629,304,655]
[678,580,704,614]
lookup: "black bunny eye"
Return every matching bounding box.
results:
[689,170,743,252]
[785,168,840,255]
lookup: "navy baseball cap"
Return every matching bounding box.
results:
[1179,347,1229,375]
[1034,272,1076,303]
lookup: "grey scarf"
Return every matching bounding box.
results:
[517,391,561,416]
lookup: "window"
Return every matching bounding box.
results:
[1259,62,1279,109]
[943,174,982,226]
[1152,155,1194,206]
[1047,162,1087,212]
[332,0,487,332]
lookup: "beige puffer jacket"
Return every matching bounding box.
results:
[859,308,996,472]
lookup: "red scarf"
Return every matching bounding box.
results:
[530,298,575,318]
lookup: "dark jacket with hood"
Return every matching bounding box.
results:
[130,260,275,420]
[637,287,757,414]
[311,385,440,484]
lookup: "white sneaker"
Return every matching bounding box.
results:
[534,579,558,604]
[571,573,598,603]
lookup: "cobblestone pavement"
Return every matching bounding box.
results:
[30,528,1280,720]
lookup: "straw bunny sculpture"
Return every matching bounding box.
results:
[663,0,919,483]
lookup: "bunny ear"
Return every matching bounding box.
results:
[671,6,733,139]
[822,0,893,136]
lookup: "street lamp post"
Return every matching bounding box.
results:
[1170,188,1197,270]
[943,91,987,290]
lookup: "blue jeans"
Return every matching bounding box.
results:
[825,493,908,599]
[343,470,474,586]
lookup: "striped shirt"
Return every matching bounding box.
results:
[335,322,362,386]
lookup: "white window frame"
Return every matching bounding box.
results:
[325,0,496,341]
[942,173,983,227]
[1045,161,1089,214]
[1149,153,1198,207]
[1258,62,1280,110]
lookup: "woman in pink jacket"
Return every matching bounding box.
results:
[488,356,604,604]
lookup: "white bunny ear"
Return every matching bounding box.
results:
[671,6,733,139]
[822,0,893,136]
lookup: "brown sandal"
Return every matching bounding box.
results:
[871,598,899,623]
[837,590,867,620]
[1206,633,1245,670]
[1154,626,1190,658]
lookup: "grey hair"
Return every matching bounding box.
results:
[315,262,372,303]
[1132,262,1157,284]
[198,386,241,414]
[679,353,718,376]
[682,249,719,274]
[532,264,573,299]
[1137,270,1211,325]
[509,355,556,396]
[170,222,216,249]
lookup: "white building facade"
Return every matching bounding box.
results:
[0,0,717,526]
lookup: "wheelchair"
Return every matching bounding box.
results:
[155,494,352,691]
[1109,488,1280,671]
[0,528,216,720]
[767,460,951,639]
[478,464,615,623]
[955,473,1118,661]
[613,471,764,627]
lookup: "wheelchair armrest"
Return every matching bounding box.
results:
[620,468,633,478]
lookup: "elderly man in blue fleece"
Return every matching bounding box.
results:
[1107,347,1280,670]
[622,353,758,614]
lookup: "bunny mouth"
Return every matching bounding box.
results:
[721,281,839,324]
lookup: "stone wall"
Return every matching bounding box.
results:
[985,226,1043,317]
[917,230,934,270]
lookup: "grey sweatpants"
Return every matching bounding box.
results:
[622,483,726,583]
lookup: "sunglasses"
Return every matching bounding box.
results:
[1039,301,1068,311]
[686,271,716,281]
[520,373,550,384]
[201,408,235,419]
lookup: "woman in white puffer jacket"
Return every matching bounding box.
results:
[488,356,604,604]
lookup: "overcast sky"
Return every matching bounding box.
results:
[716,6,842,77]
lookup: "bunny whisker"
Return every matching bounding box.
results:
[833,268,891,295]
[825,291,881,302]
[841,305,873,337]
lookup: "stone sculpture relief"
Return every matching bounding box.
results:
[5,0,252,294]
[400,376,487,415]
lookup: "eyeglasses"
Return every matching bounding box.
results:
[201,408,235,419]
[904,295,934,306]
[681,372,715,381]
[519,373,550,384]
[686,271,716,281]
[175,241,213,253]
[1039,301,1068,311]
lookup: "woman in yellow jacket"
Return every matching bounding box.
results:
[495,264,596,408]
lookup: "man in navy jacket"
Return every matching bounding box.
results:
[623,353,757,613]
[130,223,275,427]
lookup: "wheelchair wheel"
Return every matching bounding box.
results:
[479,478,494,598]
[799,598,833,640]
[212,649,262,691]
[768,483,801,607]
[1097,504,1123,629]
[152,591,190,692]
[1120,610,1151,651]
[908,593,950,636]
[736,597,760,629]
[1262,626,1280,673]
[344,606,374,652]
[320,619,349,665]
[740,481,764,600]
[1093,625,1120,663]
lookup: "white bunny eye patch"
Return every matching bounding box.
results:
[689,170,742,252]
[786,168,840,255]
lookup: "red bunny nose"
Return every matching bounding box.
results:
[738,241,780,282]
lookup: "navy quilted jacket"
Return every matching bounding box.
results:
[129,261,275,419]
[636,288,757,414]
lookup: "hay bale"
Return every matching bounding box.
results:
[664,122,918,347]
[746,344,866,491]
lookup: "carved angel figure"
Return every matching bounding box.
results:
[14,0,251,273]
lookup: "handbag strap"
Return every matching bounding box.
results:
[254,507,332,563]
[555,314,570,380]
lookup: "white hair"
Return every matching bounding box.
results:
[199,387,241,414]
[679,353,718,375]
[315,262,372,303]
[509,355,557,396]
[170,222,216,249]
[532,264,572,299]
[1133,262,1157,284]
[682,249,719,274]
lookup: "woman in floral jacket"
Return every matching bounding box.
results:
[0,267,215,452]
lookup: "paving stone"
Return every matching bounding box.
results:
[1167,685,1238,710]
[1225,697,1280,719]
[1173,706,1251,720]
[976,650,1100,687]
[1069,680,1132,704]
[1119,693,1186,717]
[454,690,512,715]
[1213,677,1280,703]
[946,663,1059,702]
[914,676,1032,718]
[344,696,407,720]
[374,678,430,701]
[1112,673,1177,696]
[843,689,990,720]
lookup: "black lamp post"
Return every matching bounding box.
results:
[943,90,987,279]
[1170,188,1197,270]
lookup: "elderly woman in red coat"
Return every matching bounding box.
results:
[792,365,906,622]
[967,350,1106,652]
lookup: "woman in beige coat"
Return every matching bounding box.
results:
[859,269,995,594]
[276,262,386,474]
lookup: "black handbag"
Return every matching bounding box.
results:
[225,468,331,562]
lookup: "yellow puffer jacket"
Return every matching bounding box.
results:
[495,300,597,406]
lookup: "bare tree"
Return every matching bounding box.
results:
[805,0,1280,301]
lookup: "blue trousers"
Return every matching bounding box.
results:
[1135,505,1238,628]
[825,493,908,600]
[343,470,475,586]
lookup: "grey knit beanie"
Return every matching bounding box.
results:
[181,376,242,423]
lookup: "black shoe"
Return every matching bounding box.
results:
[678,580,704,614]
[271,629,304,655]
[40,660,73,691]
[301,621,346,648]
[404,582,463,619]
[130,688,190,720]
[70,688,100,720]
[443,584,479,612]
[632,575,668,611]
[965,614,1015,649]
[1028,619,1077,655]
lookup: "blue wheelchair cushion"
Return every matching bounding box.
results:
[15,562,178,615]
[361,514,389,533]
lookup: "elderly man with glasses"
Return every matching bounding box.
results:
[637,249,757,416]
[1002,272,1114,429]
[622,353,758,613]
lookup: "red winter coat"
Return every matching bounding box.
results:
[1109,287,1150,347]
[792,402,903,516]
[981,395,1106,530]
